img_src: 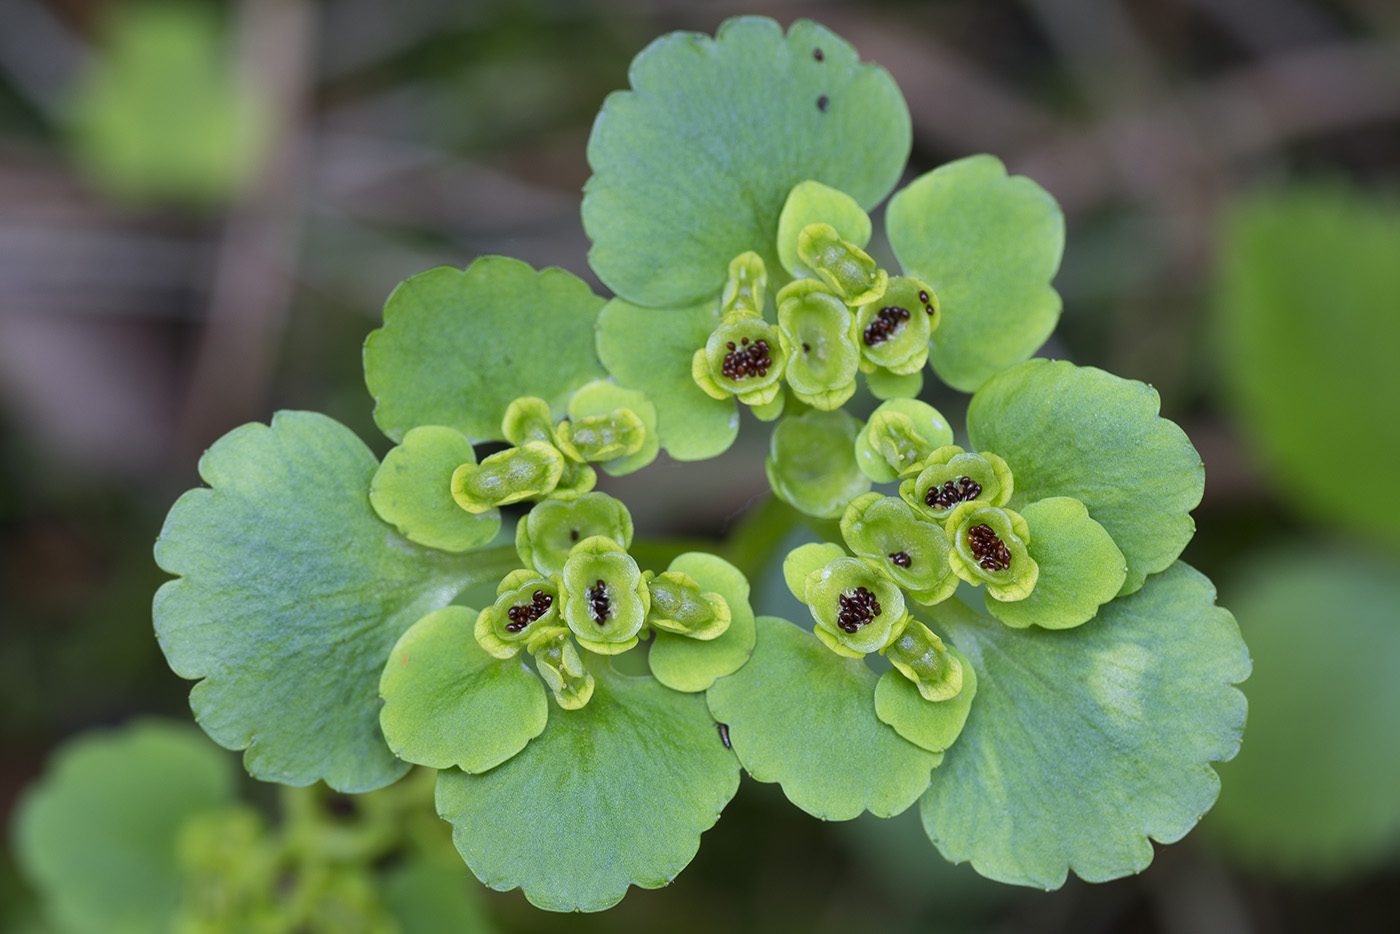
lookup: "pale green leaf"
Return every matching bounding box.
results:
[707,616,941,820]
[920,563,1249,888]
[379,607,548,772]
[583,16,910,306]
[596,298,738,461]
[967,359,1202,595]
[13,721,235,934]
[986,497,1126,629]
[435,664,740,911]
[369,426,499,553]
[365,257,606,443]
[874,646,977,753]
[886,155,1064,392]
[154,412,522,792]
[648,553,756,692]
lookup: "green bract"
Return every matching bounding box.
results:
[565,380,660,476]
[882,619,963,702]
[583,17,909,307]
[531,635,595,711]
[648,553,757,693]
[777,180,872,278]
[765,409,870,518]
[515,491,635,577]
[449,440,567,513]
[854,398,955,482]
[797,222,888,305]
[876,644,978,751]
[646,570,731,640]
[841,493,957,605]
[559,536,650,655]
[368,426,500,553]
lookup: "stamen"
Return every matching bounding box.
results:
[967,525,1012,572]
[721,338,773,380]
[836,586,882,633]
[863,306,910,346]
[888,551,912,568]
[588,579,611,625]
[506,589,554,632]
[925,476,983,509]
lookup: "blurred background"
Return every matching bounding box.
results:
[2,0,1398,931]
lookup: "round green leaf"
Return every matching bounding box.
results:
[648,553,757,692]
[154,412,522,792]
[875,645,978,753]
[919,562,1250,888]
[781,541,848,601]
[583,16,910,307]
[13,721,235,934]
[886,155,1065,392]
[986,497,1126,630]
[369,426,499,552]
[379,606,548,773]
[365,256,606,443]
[967,359,1202,596]
[435,664,740,911]
[765,409,871,519]
[596,297,738,461]
[1207,549,1400,876]
[707,616,941,820]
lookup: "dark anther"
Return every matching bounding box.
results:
[926,476,983,509]
[802,342,810,352]
[863,306,910,346]
[967,524,1012,572]
[813,48,824,62]
[588,579,611,625]
[721,337,773,381]
[836,586,882,633]
[918,290,929,303]
[726,341,736,350]
[925,305,936,315]
[889,551,912,568]
[817,95,829,112]
[506,589,554,632]
[570,528,579,541]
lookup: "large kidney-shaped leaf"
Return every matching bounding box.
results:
[886,155,1064,392]
[707,616,941,820]
[13,720,235,934]
[435,663,739,911]
[584,16,910,307]
[379,606,548,773]
[920,562,1249,888]
[648,552,757,692]
[154,412,522,792]
[596,298,738,460]
[1207,549,1400,876]
[968,359,1202,595]
[365,256,606,443]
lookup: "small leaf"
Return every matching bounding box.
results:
[365,257,606,443]
[707,616,941,820]
[782,541,848,601]
[379,607,548,772]
[875,645,977,752]
[648,553,757,692]
[886,155,1064,392]
[596,298,738,461]
[919,563,1249,888]
[370,426,500,552]
[1207,549,1400,876]
[13,721,236,934]
[584,16,910,307]
[765,409,870,519]
[435,664,740,911]
[567,379,660,476]
[154,412,522,791]
[967,359,1202,595]
[986,497,1126,630]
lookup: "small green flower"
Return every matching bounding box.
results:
[945,503,1038,601]
[776,181,872,280]
[645,570,731,640]
[532,634,595,710]
[475,569,566,658]
[554,409,647,464]
[840,493,957,606]
[775,279,860,409]
[720,251,768,317]
[765,409,871,519]
[803,556,908,657]
[882,619,964,702]
[854,399,954,483]
[501,396,558,447]
[691,314,788,411]
[796,222,887,306]
[855,276,935,375]
[449,440,565,513]
[901,445,1013,521]
[559,535,650,655]
[516,492,634,577]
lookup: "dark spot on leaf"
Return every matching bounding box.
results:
[817,94,829,112]
[717,722,731,748]
[813,48,824,62]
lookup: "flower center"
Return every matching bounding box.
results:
[721,337,772,380]
[506,590,553,632]
[588,579,612,625]
[967,524,1012,572]
[926,476,983,509]
[836,586,882,633]
[863,306,910,345]
[888,551,912,568]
